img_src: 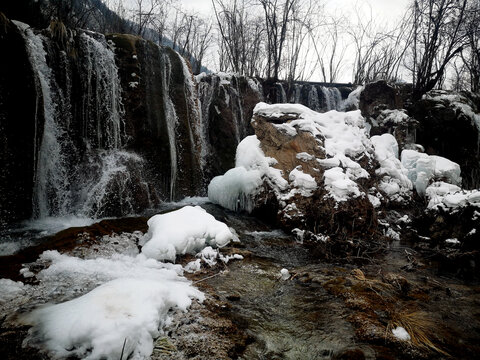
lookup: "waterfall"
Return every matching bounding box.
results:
[321,86,343,111]
[308,86,321,112]
[160,52,178,201]
[79,32,125,149]
[14,21,71,218]
[78,151,148,217]
[15,23,153,219]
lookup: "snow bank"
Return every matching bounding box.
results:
[208,135,287,212]
[401,150,461,197]
[141,206,235,261]
[36,250,185,285]
[22,278,203,360]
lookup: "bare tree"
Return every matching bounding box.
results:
[309,14,348,83]
[461,1,480,92]
[188,17,214,74]
[132,0,160,37]
[259,0,299,81]
[408,0,469,99]
[212,0,265,76]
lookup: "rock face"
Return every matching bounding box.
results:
[109,34,204,199]
[196,73,262,180]
[410,91,480,189]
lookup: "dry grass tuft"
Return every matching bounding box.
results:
[388,311,450,357]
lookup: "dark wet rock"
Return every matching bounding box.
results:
[0,15,38,227]
[410,90,480,189]
[196,73,261,179]
[109,34,204,199]
[359,80,411,119]
[413,205,480,279]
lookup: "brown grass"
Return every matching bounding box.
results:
[388,311,450,357]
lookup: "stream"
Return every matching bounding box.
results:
[1,202,479,360]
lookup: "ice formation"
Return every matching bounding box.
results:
[371,134,412,201]
[208,135,287,212]
[401,150,461,197]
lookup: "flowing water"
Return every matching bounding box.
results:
[199,205,379,359]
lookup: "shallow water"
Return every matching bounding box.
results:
[203,206,377,359]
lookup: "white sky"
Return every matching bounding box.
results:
[180,0,410,22]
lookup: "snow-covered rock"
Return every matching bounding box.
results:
[141,206,236,261]
[209,102,378,241]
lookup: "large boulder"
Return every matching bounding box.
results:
[410,90,480,189]
[196,73,262,181]
[208,103,382,255]
[359,80,411,119]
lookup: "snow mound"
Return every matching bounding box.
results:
[324,167,362,201]
[141,206,236,261]
[22,277,203,360]
[401,150,461,197]
[289,167,317,195]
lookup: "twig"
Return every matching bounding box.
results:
[120,338,127,360]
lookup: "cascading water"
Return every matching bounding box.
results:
[160,51,178,200]
[79,31,125,150]
[14,21,71,219]
[15,23,153,219]
[320,86,343,111]
[307,85,321,112]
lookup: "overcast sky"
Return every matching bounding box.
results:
[180,0,410,23]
